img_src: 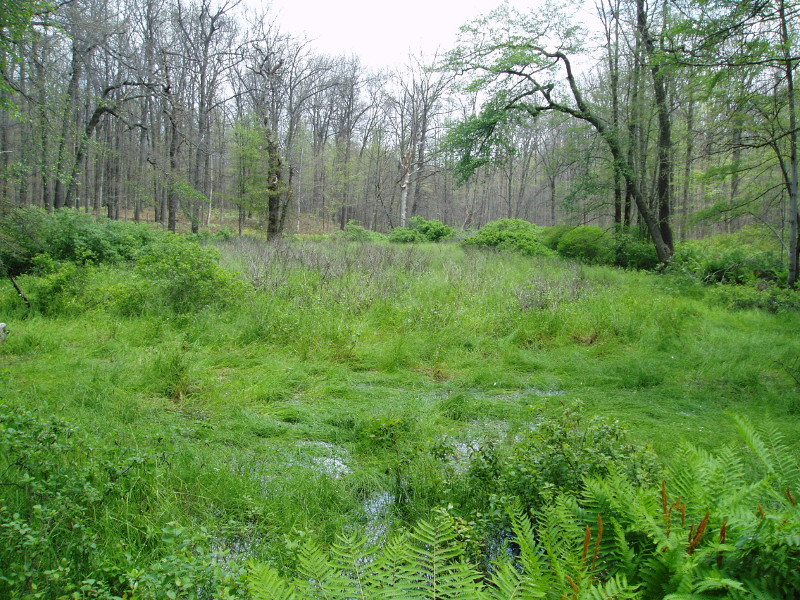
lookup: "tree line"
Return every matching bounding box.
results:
[0,0,797,280]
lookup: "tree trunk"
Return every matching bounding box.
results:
[266,131,283,239]
[637,0,674,253]
[779,0,799,285]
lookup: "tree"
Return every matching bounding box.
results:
[445,2,675,263]
[668,0,799,282]
[0,0,45,98]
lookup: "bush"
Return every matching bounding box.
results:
[708,282,800,312]
[669,236,785,285]
[388,226,426,243]
[342,220,385,243]
[457,403,660,514]
[388,216,454,244]
[541,224,575,250]
[44,209,158,265]
[0,406,150,599]
[556,225,615,264]
[0,206,49,276]
[614,228,660,270]
[0,406,247,599]
[462,219,553,256]
[18,258,88,315]
[407,216,454,242]
[0,207,161,277]
[136,236,246,313]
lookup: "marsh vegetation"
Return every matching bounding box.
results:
[1,213,799,598]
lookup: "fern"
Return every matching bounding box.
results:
[399,515,484,600]
[734,415,799,487]
[487,561,546,600]
[585,574,640,600]
[248,416,799,600]
[249,563,297,600]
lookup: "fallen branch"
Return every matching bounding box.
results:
[8,274,31,310]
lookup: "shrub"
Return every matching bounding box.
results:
[708,282,800,312]
[247,416,800,600]
[614,228,660,270]
[18,258,87,315]
[0,406,247,600]
[458,403,661,514]
[541,224,575,250]
[0,406,150,599]
[462,219,553,256]
[0,206,49,276]
[669,237,785,285]
[0,207,161,277]
[44,209,158,264]
[388,226,426,243]
[556,225,615,264]
[407,216,454,242]
[388,216,453,244]
[342,220,385,243]
[136,236,247,313]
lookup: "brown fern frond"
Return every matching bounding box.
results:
[567,575,579,595]
[581,525,591,563]
[720,520,727,544]
[687,510,710,554]
[591,514,604,572]
[676,497,686,527]
[717,521,728,568]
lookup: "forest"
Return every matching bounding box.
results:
[0,0,797,272]
[1,0,800,598]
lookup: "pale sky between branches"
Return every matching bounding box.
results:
[258,0,545,70]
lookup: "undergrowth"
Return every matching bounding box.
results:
[0,219,799,598]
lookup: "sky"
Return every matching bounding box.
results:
[253,0,521,71]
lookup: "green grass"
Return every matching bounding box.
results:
[1,237,799,593]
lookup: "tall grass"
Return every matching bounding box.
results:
[1,234,799,597]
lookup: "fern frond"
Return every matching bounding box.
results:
[487,561,545,600]
[509,509,546,583]
[328,534,380,600]
[249,562,297,600]
[585,573,640,600]
[693,574,746,594]
[296,539,349,599]
[394,514,485,600]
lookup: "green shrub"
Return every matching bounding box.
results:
[389,216,453,244]
[670,237,785,284]
[0,406,150,599]
[556,225,615,264]
[0,207,161,277]
[136,236,247,313]
[407,216,454,242]
[0,406,247,600]
[0,206,49,276]
[462,219,553,256]
[248,416,800,600]
[613,228,660,270]
[708,282,800,312]
[342,220,385,243]
[388,226,426,243]
[20,259,87,315]
[44,209,157,265]
[542,224,576,250]
[458,403,661,514]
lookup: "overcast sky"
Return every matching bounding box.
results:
[257,0,519,71]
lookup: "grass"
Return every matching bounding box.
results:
[1,236,799,585]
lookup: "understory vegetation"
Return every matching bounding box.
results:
[1,211,799,599]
